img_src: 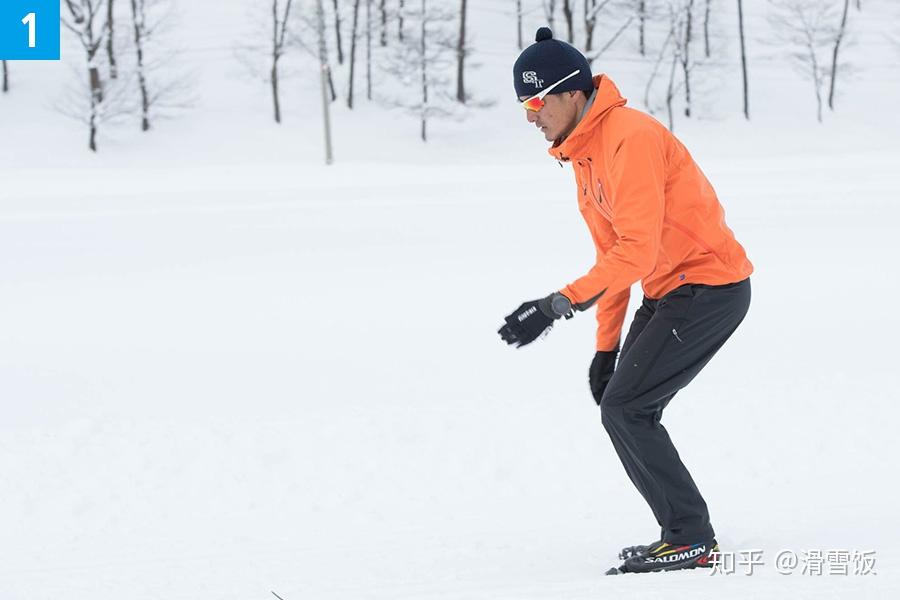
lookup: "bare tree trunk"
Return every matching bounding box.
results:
[812,55,823,123]
[63,0,108,151]
[89,112,98,151]
[562,0,574,43]
[544,0,556,32]
[89,64,103,151]
[316,0,334,163]
[1,61,8,93]
[271,65,282,123]
[517,0,523,50]
[666,51,678,131]
[420,0,427,142]
[804,28,824,123]
[318,1,339,101]
[704,0,711,58]
[272,0,282,123]
[855,0,860,9]
[347,0,361,108]
[456,0,467,103]
[106,0,118,79]
[129,0,150,130]
[737,0,749,119]
[584,0,596,53]
[328,69,337,100]
[380,0,387,45]
[366,0,372,100]
[332,0,344,64]
[89,51,104,150]
[828,0,850,110]
[681,0,694,117]
[399,0,405,41]
[639,0,646,56]
[269,0,294,123]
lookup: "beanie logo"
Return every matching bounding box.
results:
[522,71,544,89]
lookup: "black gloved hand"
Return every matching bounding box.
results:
[589,348,619,405]
[498,292,573,348]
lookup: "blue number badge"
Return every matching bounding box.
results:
[0,0,60,60]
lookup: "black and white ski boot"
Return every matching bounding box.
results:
[606,540,718,575]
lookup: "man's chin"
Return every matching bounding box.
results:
[541,129,554,141]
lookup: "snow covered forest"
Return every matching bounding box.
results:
[1,0,897,156]
[1,2,900,599]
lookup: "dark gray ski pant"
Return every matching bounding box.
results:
[600,278,751,544]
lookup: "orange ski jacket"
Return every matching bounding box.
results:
[550,75,753,351]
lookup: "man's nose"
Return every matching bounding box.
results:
[525,110,537,123]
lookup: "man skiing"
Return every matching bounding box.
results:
[497,28,754,575]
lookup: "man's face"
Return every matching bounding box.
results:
[520,90,581,142]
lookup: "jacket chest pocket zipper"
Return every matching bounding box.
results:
[583,161,613,221]
[595,181,613,220]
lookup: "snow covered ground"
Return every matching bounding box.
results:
[2,1,900,599]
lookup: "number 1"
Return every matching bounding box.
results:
[22,12,36,48]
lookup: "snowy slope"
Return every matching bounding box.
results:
[2,1,900,599]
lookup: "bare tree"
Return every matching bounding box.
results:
[638,0,647,55]
[678,0,695,117]
[585,0,597,52]
[106,0,118,79]
[382,0,456,141]
[543,0,557,32]
[624,0,658,56]
[562,0,574,43]
[1,61,8,93]
[366,0,373,100]
[398,0,405,41]
[665,38,679,130]
[347,0,362,108]
[131,0,151,130]
[332,0,345,64]
[643,2,703,130]
[61,0,122,151]
[584,1,619,55]
[703,0,712,57]
[285,6,339,102]
[650,1,697,119]
[456,0,467,103]
[128,0,192,131]
[516,0,523,49]
[828,0,850,110]
[768,0,837,123]
[380,0,388,45]
[269,0,294,123]
[737,0,749,119]
[316,0,334,163]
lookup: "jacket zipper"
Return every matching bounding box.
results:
[584,159,614,221]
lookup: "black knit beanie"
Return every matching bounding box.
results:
[513,27,593,99]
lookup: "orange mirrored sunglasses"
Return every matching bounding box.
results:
[521,69,581,112]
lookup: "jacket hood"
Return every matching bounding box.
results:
[549,74,627,161]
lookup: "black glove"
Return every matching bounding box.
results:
[498,292,574,348]
[589,348,619,405]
